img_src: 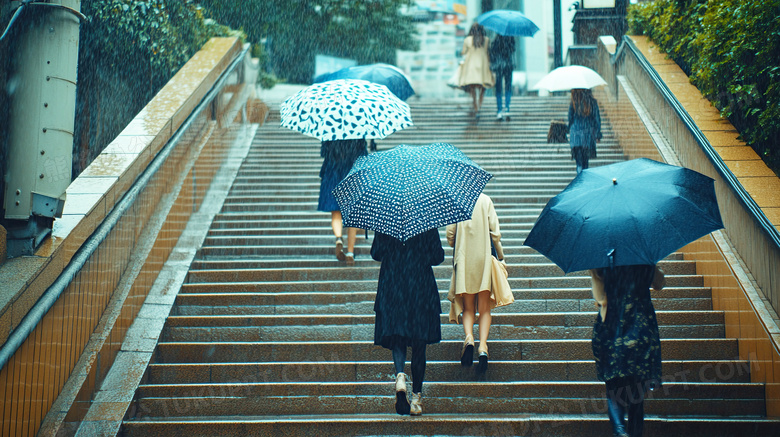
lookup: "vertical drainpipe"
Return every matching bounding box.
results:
[553,0,562,68]
[3,1,82,257]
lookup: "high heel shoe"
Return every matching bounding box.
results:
[476,349,489,374]
[394,372,410,415]
[461,336,474,367]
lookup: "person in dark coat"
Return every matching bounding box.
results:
[590,264,665,437]
[371,228,444,416]
[489,35,516,121]
[318,138,367,265]
[568,88,602,173]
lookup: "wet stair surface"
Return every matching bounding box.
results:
[121,98,780,436]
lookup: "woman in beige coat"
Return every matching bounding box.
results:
[446,193,504,373]
[458,23,495,118]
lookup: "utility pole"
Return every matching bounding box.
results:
[553,0,562,68]
[2,1,82,257]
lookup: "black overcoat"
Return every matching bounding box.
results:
[371,229,444,349]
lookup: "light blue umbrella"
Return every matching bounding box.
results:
[333,143,492,242]
[313,63,415,101]
[476,10,540,37]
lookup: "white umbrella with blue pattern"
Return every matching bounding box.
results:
[333,143,492,242]
[280,79,413,141]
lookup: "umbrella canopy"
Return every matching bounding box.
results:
[476,9,540,37]
[313,63,415,101]
[524,158,724,273]
[532,65,607,92]
[280,79,413,141]
[333,142,492,242]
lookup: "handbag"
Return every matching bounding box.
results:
[447,61,464,89]
[547,119,568,143]
[490,256,514,307]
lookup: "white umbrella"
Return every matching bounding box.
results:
[280,79,413,141]
[532,65,607,92]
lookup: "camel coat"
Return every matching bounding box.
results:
[458,36,495,88]
[446,193,504,323]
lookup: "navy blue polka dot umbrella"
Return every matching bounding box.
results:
[333,143,492,242]
[280,79,413,141]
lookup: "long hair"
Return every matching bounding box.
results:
[571,89,594,117]
[469,23,486,48]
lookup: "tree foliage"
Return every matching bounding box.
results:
[628,0,780,176]
[197,0,419,84]
[73,0,240,176]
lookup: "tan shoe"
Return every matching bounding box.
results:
[394,373,410,415]
[410,392,422,416]
[335,238,345,261]
[345,252,355,266]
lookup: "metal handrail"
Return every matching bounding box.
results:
[612,35,780,249]
[0,45,250,371]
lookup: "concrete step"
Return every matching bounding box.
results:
[130,381,764,417]
[164,311,723,328]
[186,258,696,274]
[187,254,690,270]
[151,339,738,363]
[162,322,724,342]
[144,359,751,384]
[121,414,780,437]
[180,275,705,290]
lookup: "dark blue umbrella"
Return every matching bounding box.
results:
[332,143,492,242]
[524,158,724,273]
[476,10,540,37]
[314,63,415,101]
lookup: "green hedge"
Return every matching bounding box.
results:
[73,0,242,177]
[628,0,780,176]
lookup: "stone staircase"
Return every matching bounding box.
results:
[121,97,780,436]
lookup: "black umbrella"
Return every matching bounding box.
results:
[524,158,724,273]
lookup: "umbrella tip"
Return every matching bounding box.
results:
[612,178,617,185]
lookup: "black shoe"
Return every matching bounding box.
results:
[607,396,627,437]
[476,351,489,373]
[460,339,474,367]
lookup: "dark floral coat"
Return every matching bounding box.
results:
[591,265,663,385]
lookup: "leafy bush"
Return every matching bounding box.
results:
[628,0,780,176]
[74,0,241,176]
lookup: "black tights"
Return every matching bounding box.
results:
[392,342,426,393]
[605,376,646,437]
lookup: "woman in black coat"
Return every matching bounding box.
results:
[371,228,444,416]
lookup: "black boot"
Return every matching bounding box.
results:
[606,395,628,437]
[626,399,645,437]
